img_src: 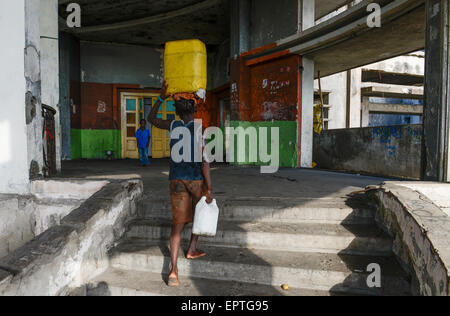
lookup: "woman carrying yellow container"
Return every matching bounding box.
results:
[148,40,213,287]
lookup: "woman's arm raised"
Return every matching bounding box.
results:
[148,81,172,131]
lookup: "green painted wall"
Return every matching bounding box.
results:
[70,122,297,166]
[71,129,82,159]
[70,129,121,159]
[227,121,298,168]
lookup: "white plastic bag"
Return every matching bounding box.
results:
[193,196,219,237]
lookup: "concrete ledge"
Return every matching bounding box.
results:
[30,179,109,199]
[0,269,12,289]
[0,179,143,296]
[0,179,110,258]
[61,182,134,232]
[369,183,450,296]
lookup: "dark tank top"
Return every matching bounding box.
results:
[169,120,203,181]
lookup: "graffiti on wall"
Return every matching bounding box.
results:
[372,126,403,156]
[407,126,422,145]
[372,126,403,144]
[97,100,107,113]
[372,126,422,157]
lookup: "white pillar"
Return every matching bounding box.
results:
[361,96,370,128]
[0,0,31,194]
[301,58,314,168]
[0,0,43,194]
[299,0,315,168]
[40,0,61,171]
[447,126,450,182]
[349,68,362,128]
[25,0,44,180]
[300,0,315,30]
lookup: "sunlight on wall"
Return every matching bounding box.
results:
[0,121,11,164]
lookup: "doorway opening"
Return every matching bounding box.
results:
[120,92,179,159]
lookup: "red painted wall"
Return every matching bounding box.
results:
[230,53,302,167]
[249,55,300,121]
[72,82,227,131]
[80,83,115,130]
[196,85,229,128]
[230,54,301,122]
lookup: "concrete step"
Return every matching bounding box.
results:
[108,240,411,296]
[86,268,333,296]
[124,218,393,256]
[137,196,376,225]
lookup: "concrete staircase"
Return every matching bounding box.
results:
[87,194,412,296]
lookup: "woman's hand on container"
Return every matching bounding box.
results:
[160,81,169,100]
[205,190,214,204]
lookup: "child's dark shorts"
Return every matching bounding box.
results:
[170,180,204,224]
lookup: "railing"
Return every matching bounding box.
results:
[42,104,57,176]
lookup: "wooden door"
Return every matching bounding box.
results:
[123,97,145,159]
[152,99,178,158]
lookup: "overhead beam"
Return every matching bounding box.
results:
[361,86,424,99]
[242,0,425,78]
[60,0,221,34]
[362,69,424,86]
[368,103,424,114]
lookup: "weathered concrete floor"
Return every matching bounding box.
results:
[87,268,332,297]
[60,160,413,296]
[61,159,387,201]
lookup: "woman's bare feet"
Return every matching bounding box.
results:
[168,269,180,287]
[186,249,207,260]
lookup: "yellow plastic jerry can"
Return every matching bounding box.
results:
[164,39,207,95]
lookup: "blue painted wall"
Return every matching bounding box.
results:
[369,97,423,127]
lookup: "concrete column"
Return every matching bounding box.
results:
[422,0,450,181]
[59,33,71,160]
[349,68,362,128]
[0,0,42,194]
[361,96,370,128]
[26,0,44,181]
[0,0,29,194]
[300,0,315,30]
[230,0,251,57]
[40,0,61,171]
[299,0,315,168]
[59,33,81,161]
[301,58,314,168]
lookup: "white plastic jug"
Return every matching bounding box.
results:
[193,197,219,237]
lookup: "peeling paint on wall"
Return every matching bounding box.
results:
[25,0,44,181]
[25,92,37,124]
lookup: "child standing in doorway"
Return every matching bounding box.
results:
[135,119,151,167]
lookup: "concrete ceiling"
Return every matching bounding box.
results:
[59,0,356,48]
[59,0,230,47]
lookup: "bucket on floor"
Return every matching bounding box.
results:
[193,196,219,237]
[164,39,207,95]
